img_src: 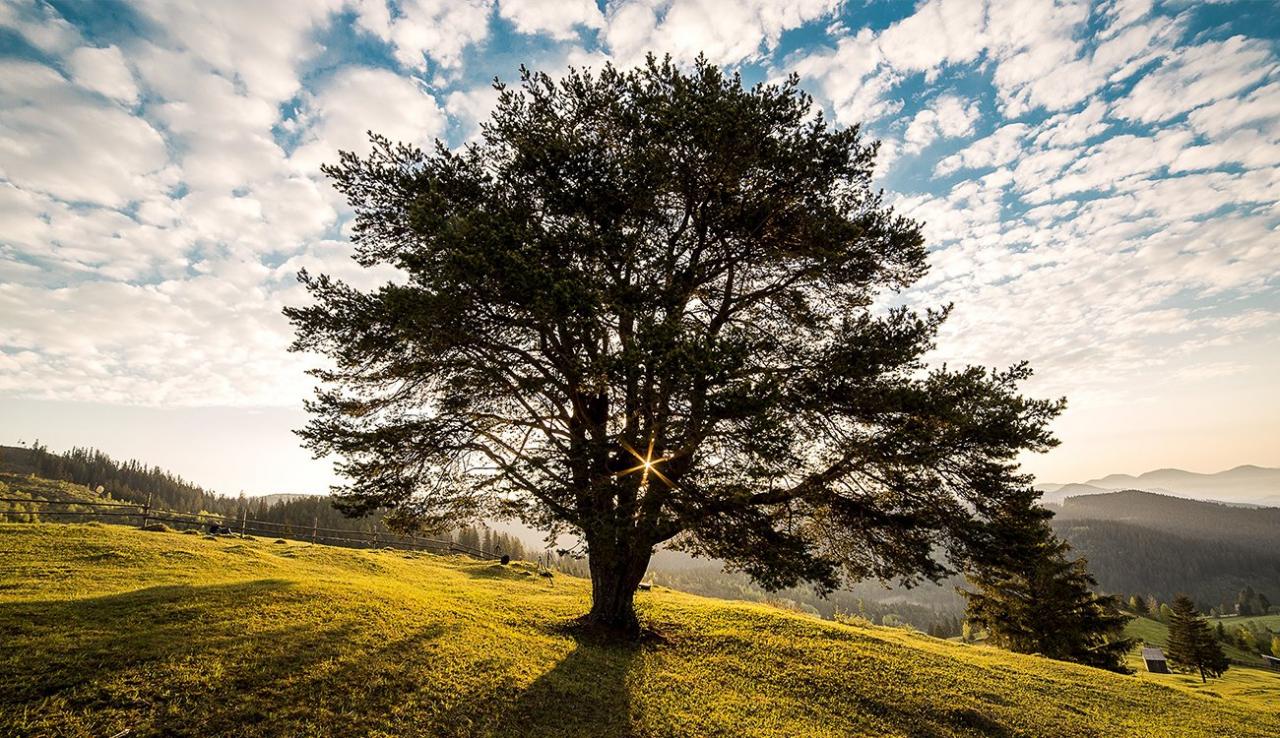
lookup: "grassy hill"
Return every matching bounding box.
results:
[0,470,105,511]
[2,524,1278,737]
[1122,616,1279,703]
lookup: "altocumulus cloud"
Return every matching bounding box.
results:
[0,0,1277,417]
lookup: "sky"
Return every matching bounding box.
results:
[0,0,1277,495]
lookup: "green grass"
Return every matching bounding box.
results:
[1123,615,1280,702]
[1214,613,1280,632]
[3,524,1278,738]
[0,472,103,505]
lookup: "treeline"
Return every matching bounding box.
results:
[0,443,547,561]
[8,443,233,515]
[1123,586,1276,620]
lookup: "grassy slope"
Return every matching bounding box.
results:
[2,524,1278,738]
[1123,615,1280,703]
[0,472,103,505]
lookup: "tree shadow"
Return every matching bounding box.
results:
[481,625,641,738]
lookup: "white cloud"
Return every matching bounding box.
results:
[790,0,1181,124]
[875,0,987,75]
[787,29,902,126]
[131,0,342,104]
[353,0,494,72]
[903,93,980,153]
[500,0,603,39]
[0,0,1277,446]
[606,0,840,68]
[934,123,1030,175]
[66,45,140,105]
[1186,81,1280,140]
[446,83,503,140]
[1112,35,1277,124]
[0,60,171,208]
[0,0,80,55]
[1033,99,1108,148]
[291,66,448,172]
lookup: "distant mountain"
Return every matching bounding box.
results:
[1037,483,1109,505]
[254,493,316,507]
[1040,464,1280,505]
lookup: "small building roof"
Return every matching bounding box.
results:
[1141,647,1166,661]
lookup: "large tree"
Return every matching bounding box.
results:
[285,57,1063,633]
[961,487,1134,672]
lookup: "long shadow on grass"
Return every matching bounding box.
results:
[482,626,640,738]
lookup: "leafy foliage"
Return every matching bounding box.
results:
[286,56,1063,630]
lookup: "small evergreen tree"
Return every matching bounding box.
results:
[1165,595,1228,683]
[1159,603,1174,623]
[1128,595,1149,616]
[961,487,1133,673]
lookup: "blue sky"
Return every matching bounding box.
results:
[1,0,1277,494]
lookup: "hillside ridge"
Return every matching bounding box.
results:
[2,523,1278,737]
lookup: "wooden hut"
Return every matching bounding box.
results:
[1142,647,1170,673]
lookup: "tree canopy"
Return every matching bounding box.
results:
[285,56,1064,632]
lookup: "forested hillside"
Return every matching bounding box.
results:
[1049,491,1280,606]
[1057,490,1280,553]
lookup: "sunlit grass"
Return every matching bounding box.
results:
[2,523,1277,737]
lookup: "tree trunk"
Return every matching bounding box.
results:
[587,543,652,635]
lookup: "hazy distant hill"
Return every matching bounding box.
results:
[1044,465,1280,505]
[1037,483,1109,505]
[254,493,316,507]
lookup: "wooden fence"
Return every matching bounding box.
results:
[0,495,497,559]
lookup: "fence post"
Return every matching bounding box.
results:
[312,516,318,545]
[140,491,152,529]
[240,507,247,537]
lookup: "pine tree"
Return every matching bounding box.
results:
[961,487,1134,673]
[1128,595,1149,615]
[1165,595,1229,683]
[1159,603,1173,623]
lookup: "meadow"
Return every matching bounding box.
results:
[2,523,1278,737]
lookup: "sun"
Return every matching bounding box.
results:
[616,436,672,488]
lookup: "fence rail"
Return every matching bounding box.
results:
[0,495,498,559]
